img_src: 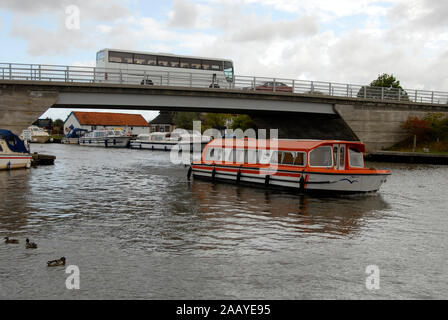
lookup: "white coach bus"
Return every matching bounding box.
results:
[95,48,234,88]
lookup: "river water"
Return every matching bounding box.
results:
[0,144,447,299]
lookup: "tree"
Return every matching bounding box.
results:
[357,73,409,101]
[173,112,201,130]
[424,113,448,142]
[53,119,64,128]
[401,116,431,142]
[369,73,402,88]
[203,113,229,131]
[230,114,256,132]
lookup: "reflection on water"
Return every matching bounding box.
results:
[0,144,447,299]
[191,180,390,241]
[0,170,32,233]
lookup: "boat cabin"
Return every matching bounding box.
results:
[200,139,366,171]
[84,129,126,138]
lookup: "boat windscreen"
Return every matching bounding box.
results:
[0,130,28,153]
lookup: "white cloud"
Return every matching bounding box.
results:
[3,0,448,92]
[168,0,199,28]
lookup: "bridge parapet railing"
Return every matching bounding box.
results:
[1,62,448,106]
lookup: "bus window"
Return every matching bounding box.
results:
[202,60,222,71]
[96,50,105,62]
[224,61,234,82]
[134,54,156,65]
[180,58,190,68]
[109,51,133,63]
[180,58,201,69]
[167,56,180,68]
[134,54,146,65]
[157,56,169,67]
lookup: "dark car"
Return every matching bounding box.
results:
[255,81,293,92]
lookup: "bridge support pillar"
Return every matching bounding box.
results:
[0,85,59,135]
[334,104,448,152]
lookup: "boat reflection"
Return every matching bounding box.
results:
[190,179,390,239]
[0,169,31,234]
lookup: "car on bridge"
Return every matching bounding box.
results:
[255,81,293,92]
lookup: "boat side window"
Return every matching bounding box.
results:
[349,148,364,168]
[282,152,294,165]
[235,149,245,163]
[340,146,345,169]
[224,148,234,162]
[0,144,3,152]
[270,151,282,164]
[258,149,272,164]
[215,148,223,161]
[309,146,333,167]
[333,146,338,168]
[247,150,258,164]
[294,152,306,166]
[207,148,215,160]
[208,148,223,161]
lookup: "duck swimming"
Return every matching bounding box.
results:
[47,257,66,267]
[25,238,37,249]
[4,237,19,244]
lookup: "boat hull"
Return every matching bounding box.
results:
[0,154,32,170]
[191,164,389,194]
[30,135,50,143]
[61,137,80,144]
[79,137,131,148]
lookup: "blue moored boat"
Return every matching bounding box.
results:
[0,130,32,170]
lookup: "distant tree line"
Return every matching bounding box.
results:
[33,117,64,134]
[173,112,256,133]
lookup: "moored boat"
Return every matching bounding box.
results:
[0,130,32,170]
[79,129,131,148]
[130,131,211,151]
[190,138,390,194]
[61,128,88,144]
[21,125,51,143]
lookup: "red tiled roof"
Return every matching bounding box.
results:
[72,112,149,127]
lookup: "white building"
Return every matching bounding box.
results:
[64,111,149,136]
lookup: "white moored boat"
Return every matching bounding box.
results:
[0,130,32,170]
[79,129,131,148]
[22,125,50,143]
[130,131,211,151]
[190,138,391,194]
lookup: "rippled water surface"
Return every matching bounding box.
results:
[0,144,447,299]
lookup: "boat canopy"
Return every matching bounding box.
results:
[205,139,366,152]
[0,130,29,153]
[66,128,88,138]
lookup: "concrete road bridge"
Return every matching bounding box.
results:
[1,63,448,151]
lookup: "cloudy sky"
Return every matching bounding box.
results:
[1,0,447,121]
